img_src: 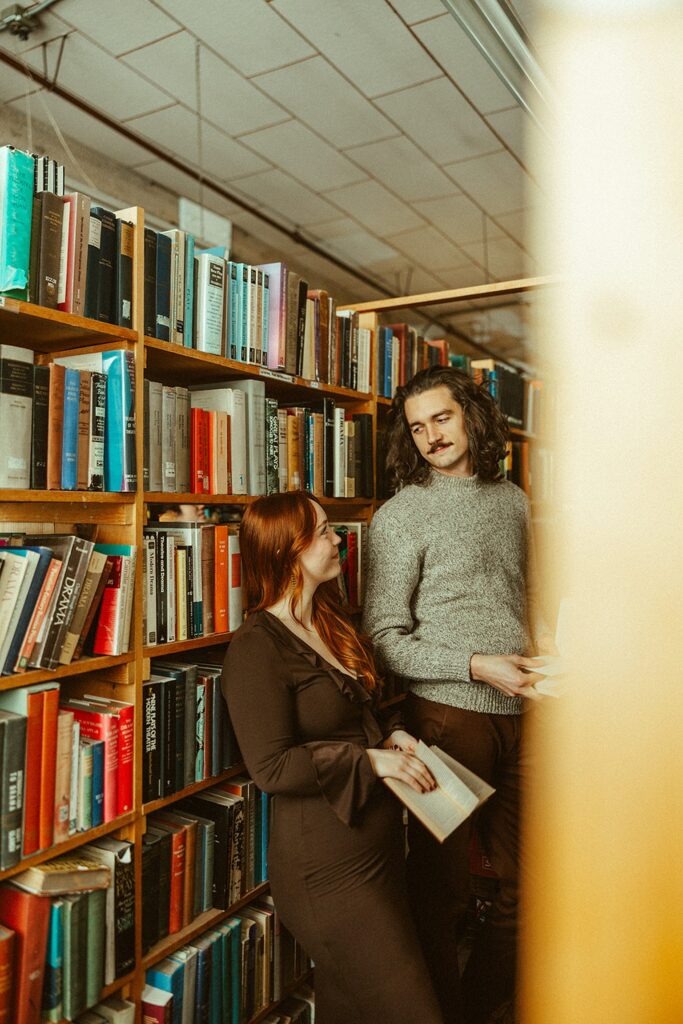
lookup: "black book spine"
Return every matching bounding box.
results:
[155,829,171,939]
[181,797,229,909]
[42,538,94,670]
[89,371,106,490]
[31,363,49,489]
[27,194,41,304]
[83,209,102,320]
[115,219,134,329]
[143,228,157,338]
[154,532,167,645]
[155,232,172,341]
[141,836,161,953]
[322,397,335,498]
[92,206,116,324]
[173,675,185,794]
[295,279,308,377]
[37,191,64,309]
[113,844,136,977]
[185,545,195,640]
[0,713,27,869]
[142,680,162,803]
[163,674,176,797]
[211,677,223,777]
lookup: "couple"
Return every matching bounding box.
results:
[222,367,555,1024]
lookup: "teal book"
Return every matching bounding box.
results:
[90,737,104,828]
[184,234,195,348]
[227,261,240,362]
[146,956,184,1024]
[42,898,64,1022]
[102,349,136,492]
[0,146,34,298]
[168,947,197,1023]
[85,887,106,1007]
[206,928,224,1024]
[188,934,212,1024]
[60,367,80,490]
[258,789,269,884]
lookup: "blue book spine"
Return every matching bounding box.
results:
[228,263,240,362]
[61,369,80,490]
[102,349,136,492]
[146,962,184,1024]
[42,899,64,1021]
[2,546,51,675]
[259,791,269,884]
[383,328,392,398]
[90,738,104,828]
[184,234,195,348]
[0,147,34,297]
[238,264,249,362]
[155,232,172,341]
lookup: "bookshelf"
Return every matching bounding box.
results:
[1,166,547,1023]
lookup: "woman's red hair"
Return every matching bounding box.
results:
[240,492,381,692]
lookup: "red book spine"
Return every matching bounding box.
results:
[38,687,60,850]
[214,525,228,633]
[0,928,15,1024]
[0,887,50,1024]
[200,410,209,493]
[207,409,216,494]
[166,829,186,934]
[92,556,123,656]
[67,707,119,822]
[141,996,172,1024]
[190,407,202,493]
[114,704,134,816]
[22,691,45,856]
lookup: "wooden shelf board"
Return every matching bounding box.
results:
[376,395,392,406]
[337,275,558,314]
[0,653,134,692]
[0,297,136,351]
[0,490,135,503]
[144,492,373,507]
[144,336,372,404]
[142,881,270,968]
[0,810,136,883]
[144,633,232,658]
[143,762,246,815]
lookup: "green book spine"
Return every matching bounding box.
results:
[63,893,87,1020]
[85,888,106,1006]
[0,146,34,298]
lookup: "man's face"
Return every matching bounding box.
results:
[404,385,473,477]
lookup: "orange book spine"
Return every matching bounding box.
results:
[46,363,65,491]
[207,409,216,494]
[166,829,186,934]
[214,525,229,633]
[0,927,15,1024]
[15,558,61,671]
[38,687,59,850]
[21,691,45,856]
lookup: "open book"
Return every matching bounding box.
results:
[383,741,495,843]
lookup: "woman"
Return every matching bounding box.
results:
[222,492,443,1024]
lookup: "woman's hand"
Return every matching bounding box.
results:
[366,747,436,794]
[383,729,419,753]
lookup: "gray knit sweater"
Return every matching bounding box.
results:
[363,471,548,715]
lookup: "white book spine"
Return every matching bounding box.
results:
[277,409,288,493]
[144,536,157,647]
[161,385,176,493]
[166,536,176,644]
[68,721,80,836]
[148,380,163,492]
[57,200,71,307]
[228,531,242,632]
[333,407,345,498]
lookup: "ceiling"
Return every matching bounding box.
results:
[0,0,548,364]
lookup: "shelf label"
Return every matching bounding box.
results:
[0,297,5,309]
[260,368,294,383]
[309,381,320,389]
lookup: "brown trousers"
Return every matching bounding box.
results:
[405,693,525,1024]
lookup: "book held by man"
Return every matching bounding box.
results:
[383,741,495,843]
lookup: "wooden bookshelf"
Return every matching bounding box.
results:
[249,970,313,1023]
[1,225,546,1022]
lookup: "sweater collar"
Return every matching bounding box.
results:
[427,469,483,492]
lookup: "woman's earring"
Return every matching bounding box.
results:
[289,572,297,591]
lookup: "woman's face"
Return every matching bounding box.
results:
[298,501,342,587]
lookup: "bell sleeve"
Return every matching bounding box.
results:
[222,629,378,826]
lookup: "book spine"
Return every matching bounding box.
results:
[84,889,105,1006]
[142,682,161,804]
[71,709,118,822]
[115,219,134,328]
[184,234,195,348]
[83,210,102,319]
[90,739,104,828]
[143,228,158,338]
[0,347,33,488]
[41,900,63,1023]
[46,363,65,490]
[60,367,79,490]
[155,233,172,341]
[77,740,93,832]
[68,721,80,836]
[94,208,116,324]
[103,349,137,492]
[30,363,49,489]
[0,147,34,296]
[162,386,177,493]
[75,369,91,490]
[144,534,157,646]
[52,709,73,843]
[0,714,26,868]
[72,556,112,662]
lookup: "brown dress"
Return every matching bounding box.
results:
[222,610,443,1024]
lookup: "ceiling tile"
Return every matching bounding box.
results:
[344,136,456,201]
[434,265,488,289]
[375,77,499,164]
[413,13,513,114]
[307,217,364,242]
[413,193,500,245]
[19,31,169,120]
[237,120,365,191]
[444,150,543,215]
[54,0,179,57]
[459,237,531,279]
[389,0,448,24]
[0,11,71,54]
[122,34,288,136]
[492,209,527,246]
[485,106,549,178]
[0,64,41,104]
[387,225,468,271]
[252,56,396,149]
[230,169,339,226]
[324,180,425,236]
[154,0,314,75]
[132,158,210,204]
[320,230,399,267]
[272,0,438,98]
[9,89,155,169]
[372,265,446,295]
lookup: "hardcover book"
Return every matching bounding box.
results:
[0,146,34,298]
[0,344,33,489]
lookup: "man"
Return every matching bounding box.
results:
[363,365,555,1024]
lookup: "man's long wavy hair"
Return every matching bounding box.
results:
[386,365,510,489]
[240,491,381,692]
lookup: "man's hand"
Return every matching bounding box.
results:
[470,653,543,700]
[383,729,418,753]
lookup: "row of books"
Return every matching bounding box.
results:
[0,146,134,327]
[376,324,449,398]
[143,774,267,952]
[0,345,136,492]
[143,894,310,1024]
[450,354,526,428]
[334,520,367,609]
[0,838,135,1024]
[144,377,373,499]
[0,682,133,865]
[0,533,137,675]
[142,522,241,648]
[143,659,239,803]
